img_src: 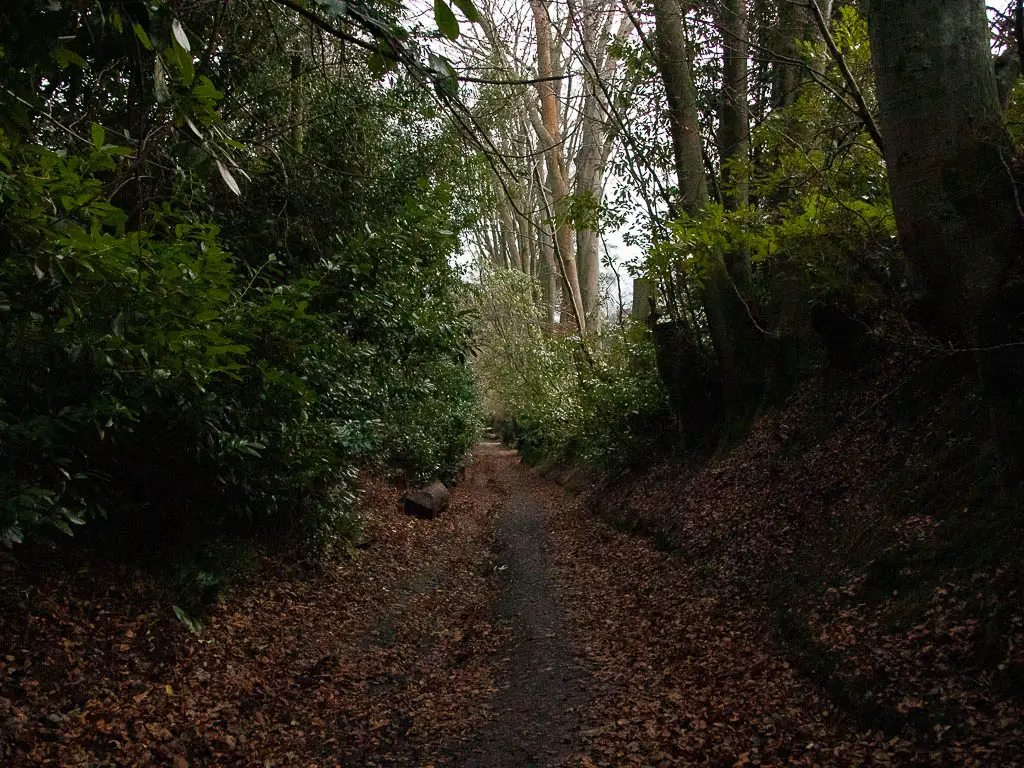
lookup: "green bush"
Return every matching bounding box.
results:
[472,268,669,472]
[0,130,479,553]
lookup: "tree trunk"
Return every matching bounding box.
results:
[772,0,802,109]
[652,0,765,406]
[773,0,833,109]
[652,0,737,361]
[575,105,605,332]
[718,0,751,289]
[290,54,305,154]
[531,0,586,334]
[573,0,618,333]
[533,159,561,327]
[632,277,656,320]
[652,0,708,215]
[867,0,1020,336]
[498,200,522,272]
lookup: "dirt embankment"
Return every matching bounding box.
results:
[575,346,1024,762]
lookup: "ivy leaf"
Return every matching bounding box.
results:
[451,0,482,24]
[433,0,459,41]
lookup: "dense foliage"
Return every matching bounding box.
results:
[472,269,670,472]
[473,2,901,458]
[0,0,481,556]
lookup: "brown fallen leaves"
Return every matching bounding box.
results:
[0,460,507,767]
[550,348,1024,767]
[4,357,1024,768]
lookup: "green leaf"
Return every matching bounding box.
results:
[52,46,87,69]
[206,344,250,356]
[451,0,482,24]
[173,605,204,636]
[429,53,459,98]
[90,123,105,150]
[433,0,459,41]
[132,23,153,51]
[170,44,195,86]
[193,309,221,323]
[61,509,86,526]
[368,52,398,77]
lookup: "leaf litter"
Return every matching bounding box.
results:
[3,365,1024,767]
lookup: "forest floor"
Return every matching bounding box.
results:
[2,436,1022,766]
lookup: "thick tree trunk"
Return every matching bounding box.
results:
[652,0,765,406]
[772,0,832,110]
[575,105,605,332]
[575,104,605,332]
[867,0,1020,336]
[632,277,656,320]
[772,0,802,109]
[652,0,708,215]
[573,0,618,333]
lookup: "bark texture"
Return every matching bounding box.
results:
[718,0,751,289]
[773,0,833,109]
[531,0,587,334]
[652,0,754,380]
[867,0,1020,336]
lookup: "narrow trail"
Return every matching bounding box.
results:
[457,443,584,767]
[5,440,962,766]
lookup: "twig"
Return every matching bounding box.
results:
[802,0,885,154]
[2,88,95,147]
[270,0,569,85]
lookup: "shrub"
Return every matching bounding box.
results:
[472,268,670,472]
[0,131,479,553]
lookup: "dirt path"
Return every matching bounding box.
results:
[0,442,587,768]
[5,441,999,767]
[455,444,584,767]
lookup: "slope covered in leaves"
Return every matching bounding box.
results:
[574,342,1024,764]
